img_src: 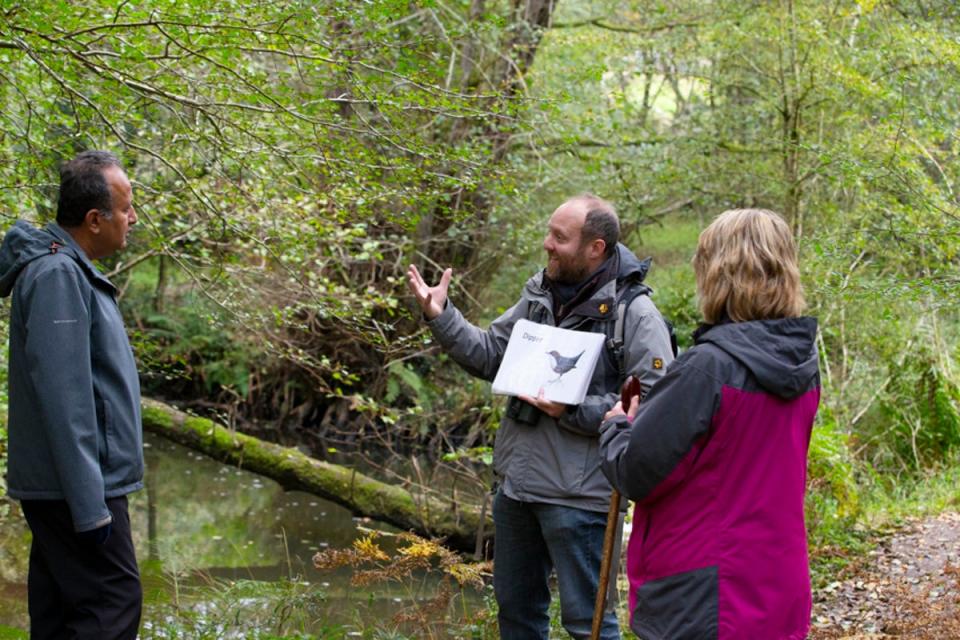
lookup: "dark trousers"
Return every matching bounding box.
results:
[21,496,141,640]
[493,491,620,640]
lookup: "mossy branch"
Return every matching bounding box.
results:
[141,398,491,553]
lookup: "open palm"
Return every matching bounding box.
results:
[406,264,452,321]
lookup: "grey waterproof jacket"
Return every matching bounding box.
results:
[0,221,143,532]
[427,244,674,512]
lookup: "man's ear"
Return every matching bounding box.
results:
[83,208,102,234]
[589,238,607,260]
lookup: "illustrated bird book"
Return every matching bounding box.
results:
[491,319,606,405]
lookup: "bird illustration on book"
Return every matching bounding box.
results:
[546,350,585,383]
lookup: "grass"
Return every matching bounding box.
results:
[627,215,703,268]
[852,457,960,535]
[140,577,337,640]
[808,455,960,590]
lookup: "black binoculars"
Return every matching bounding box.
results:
[505,396,542,426]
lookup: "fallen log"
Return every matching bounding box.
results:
[141,397,491,553]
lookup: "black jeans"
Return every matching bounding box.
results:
[21,496,141,640]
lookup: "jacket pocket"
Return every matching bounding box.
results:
[95,392,110,466]
[545,427,589,495]
[632,565,718,640]
[492,421,519,478]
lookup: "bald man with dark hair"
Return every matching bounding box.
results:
[408,194,674,639]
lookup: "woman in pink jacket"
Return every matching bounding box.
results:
[599,208,820,639]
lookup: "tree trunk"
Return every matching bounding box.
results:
[152,255,167,314]
[780,0,805,237]
[422,0,557,279]
[140,398,491,554]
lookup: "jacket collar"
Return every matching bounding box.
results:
[45,223,117,293]
[525,266,620,326]
[525,243,651,325]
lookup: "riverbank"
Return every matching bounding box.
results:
[0,432,491,639]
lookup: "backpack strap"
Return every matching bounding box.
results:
[607,283,647,380]
[612,297,630,380]
[607,282,678,379]
[526,299,549,324]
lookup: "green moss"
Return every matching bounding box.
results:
[182,416,215,434]
[141,398,490,550]
[140,402,175,430]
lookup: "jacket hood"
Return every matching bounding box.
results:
[613,243,651,285]
[696,317,819,399]
[0,221,106,297]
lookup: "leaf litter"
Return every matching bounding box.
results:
[810,512,960,639]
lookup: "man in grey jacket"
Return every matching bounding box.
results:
[407,194,674,639]
[0,151,143,639]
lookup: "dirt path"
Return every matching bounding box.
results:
[809,511,960,639]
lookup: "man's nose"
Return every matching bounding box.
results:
[129,206,138,225]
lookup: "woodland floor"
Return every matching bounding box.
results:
[809,511,960,639]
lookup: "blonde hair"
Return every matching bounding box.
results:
[693,209,805,324]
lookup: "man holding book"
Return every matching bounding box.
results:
[407,194,674,640]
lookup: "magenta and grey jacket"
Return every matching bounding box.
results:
[600,317,820,640]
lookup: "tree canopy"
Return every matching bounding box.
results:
[1,0,958,503]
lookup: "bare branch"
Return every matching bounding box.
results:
[550,16,704,34]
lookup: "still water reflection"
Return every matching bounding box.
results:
[0,431,484,633]
[138,432,395,580]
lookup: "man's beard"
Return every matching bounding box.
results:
[546,253,591,284]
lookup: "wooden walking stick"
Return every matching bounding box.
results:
[590,375,642,640]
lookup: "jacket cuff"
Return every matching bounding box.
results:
[75,512,113,533]
[600,414,630,435]
[424,299,454,327]
[424,300,461,346]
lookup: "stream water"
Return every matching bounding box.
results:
[0,431,490,635]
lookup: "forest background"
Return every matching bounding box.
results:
[0,0,959,637]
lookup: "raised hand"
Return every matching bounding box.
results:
[406,264,452,321]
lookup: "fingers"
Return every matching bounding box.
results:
[603,400,625,423]
[515,393,564,418]
[407,264,452,319]
[438,267,452,293]
[407,265,427,288]
[406,264,425,293]
[627,395,640,418]
[538,399,565,418]
[406,266,430,313]
[406,264,452,292]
